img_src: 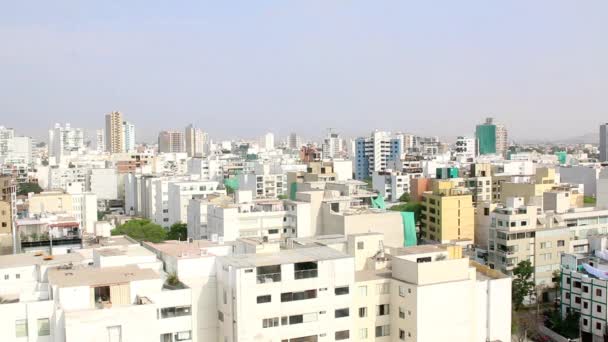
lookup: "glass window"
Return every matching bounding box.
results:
[15,319,27,338]
[335,330,350,340]
[335,308,349,318]
[257,295,271,304]
[37,318,50,336]
[175,331,191,341]
[359,328,368,339]
[399,286,405,297]
[335,286,349,295]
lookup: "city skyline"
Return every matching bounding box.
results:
[1,1,607,142]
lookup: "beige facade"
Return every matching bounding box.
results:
[421,180,474,243]
[105,111,124,154]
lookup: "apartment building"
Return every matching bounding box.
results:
[0,175,16,254]
[560,240,608,340]
[475,117,508,158]
[167,180,223,226]
[105,111,124,154]
[372,171,415,202]
[159,131,186,153]
[28,191,97,234]
[500,167,557,206]
[237,164,285,199]
[355,131,401,180]
[420,180,474,243]
[454,136,476,162]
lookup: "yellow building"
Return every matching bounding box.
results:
[421,180,475,243]
[28,191,74,215]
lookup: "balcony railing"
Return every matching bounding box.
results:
[256,273,281,284]
[294,269,318,280]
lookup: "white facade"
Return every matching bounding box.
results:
[48,123,85,165]
[454,136,476,161]
[372,171,411,202]
[122,121,135,153]
[88,168,119,200]
[322,131,343,159]
[262,133,275,151]
[167,180,223,225]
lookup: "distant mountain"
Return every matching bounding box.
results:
[516,132,598,145]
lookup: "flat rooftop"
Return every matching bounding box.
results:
[84,235,139,248]
[144,239,230,259]
[48,265,159,288]
[0,252,84,270]
[222,246,350,268]
[390,244,447,256]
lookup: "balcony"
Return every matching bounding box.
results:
[256,265,282,284]
[294,262,318,280]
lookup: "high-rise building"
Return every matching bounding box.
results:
[476,117,508,157]
[48,123,84,164]
[322,130,343,159]
[288,132,301,149]
[95,129,105,153]
[105,111,124,154]
[262,132,275,150]
[455,136,476,161]
[600,123,608,162]
[0,126,15,163]
[185,124,208,157]
[159,130,185,153]
[123,121,135,153]
[354,130,401,180]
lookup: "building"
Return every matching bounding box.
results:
[355,131,401,180]
[28,191,97,234]
[185,124,208,157]
[559,165,601,197]
[48,123,85,164]
[372,171,414,202]
[122,121,135,153]
[454,136,476,161]
[262,132,275,151]
[322,130,343,159]
[167,180,223,226]
[105,111,124,154]
[237,164,285,199]
[0,176,16,254]
[95,129,105,153]
[600,123,608,162]
[159,130,186,153]
[420,180,474,243]
[475,117,508,157]
[288,133,301,150]
[0,126,15,163]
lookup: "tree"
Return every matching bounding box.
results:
[398,192,411,203]
[111,219,167,243]
[277,194,288,200]
[512,260,535,310]
[513,309,541,342]
[167,222,187,241]
[17,182,43,196]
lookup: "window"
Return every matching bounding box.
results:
[375,325,390,337]
[359,286,367,296]
[107,326,122,342]
[257,295,271,304]
[597,322,602,330]
[598,305,603,313]
[175,331,191,341]
[399,329,405,340]
[268,229,279,234]
[575,296,581,304]
[263,317,279,328]
[359,307,367,318]
[359,328,368,339]
[289,315,303,325]
[335,308,349,318]
[484,208,489,216]
[376,283,390,295]
[4,274,8,280]
[540,242,552,249]
[15,274,20,279]
[37,318,50,336]
[565,293,570,299]
[573,281,581,289]
[377,304,390,316]
[399,286,405,297]
[15,319,27,338]
[357,241,364,250]
[281,289,317,302]
[160,333,172,342]
[597,289,603,296]
[335,330,349,340]
[557,240,565,247]
[583,285,589,293]
[335,286,349,295]
[160,306,192,318]
[223,289,227,304]
[399,307,405,319]
[584,301,589,309]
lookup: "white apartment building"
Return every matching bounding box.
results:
[0,126,15,163]
[454,136,476,162]
[238,164,285,199]
[27,191,97,235]
[322,131,343,159]
[47,166,87,193]
[122,121,135,153]
[48,123,85,165]
[185,124,208,158]
[88,168,119,201]
[372,171,413,202]
[159,131,186,153]
[95,129,105,153]
[262,132,275,151]
[167,180,223,225]
[187,158,222,181]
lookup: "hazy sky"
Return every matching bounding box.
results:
[1,1,606,143]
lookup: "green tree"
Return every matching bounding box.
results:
[389,201,423,224]
[584,196,596,204]
[111,219,167,243]
[398,192,411,203]
[512,260,535,310]
[277,194,288,200]
[17,182,43,196]
[167,222,187,241]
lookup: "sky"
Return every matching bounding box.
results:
[0,1,607,143]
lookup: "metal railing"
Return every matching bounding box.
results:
[294,269,318,280]
[256,273,281,284]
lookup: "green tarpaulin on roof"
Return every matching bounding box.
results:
[224,178,239,191]
[371,195,386,210]
[556,151,567,165]
[290,182,298,201]
[400,211,417,247]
